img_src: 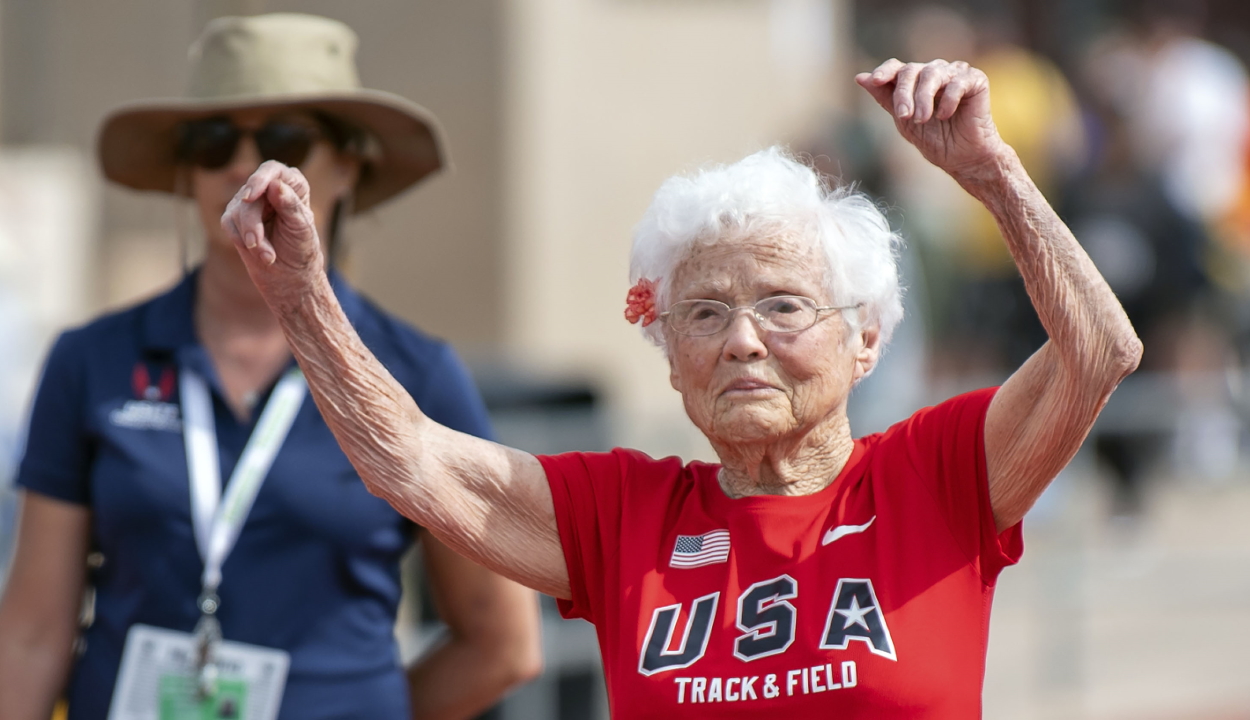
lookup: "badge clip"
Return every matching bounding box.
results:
[194,590,222,700]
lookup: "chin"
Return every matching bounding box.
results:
[704,404,796,445]
[205,233,238,256]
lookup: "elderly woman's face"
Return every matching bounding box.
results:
[665,235,876,446]
[190,108,358,252]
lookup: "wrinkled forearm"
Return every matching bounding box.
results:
[954,149,1143,384]
[270,276,510,570]
[960,149,1144,530]
[268,277,569,596]
[273,274,435,512]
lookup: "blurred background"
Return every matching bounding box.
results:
[1,0,1250,717]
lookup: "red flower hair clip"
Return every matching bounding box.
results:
[625,277,659,327]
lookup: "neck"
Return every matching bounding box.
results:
[195,245,285,336]
[194,244,300,419]
[712,412,855,498]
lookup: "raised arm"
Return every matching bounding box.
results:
[221,163,569,597]
[857,59,1143,531]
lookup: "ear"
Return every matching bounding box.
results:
[850,322,882,384]
[668,346,682,392]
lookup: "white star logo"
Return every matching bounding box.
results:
[835,595,875,631]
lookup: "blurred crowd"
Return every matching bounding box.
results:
[814,0,1250,520]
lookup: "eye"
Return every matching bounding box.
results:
[690,304,723,321]
[761,297,804,314]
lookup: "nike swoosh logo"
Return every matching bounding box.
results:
[822,516,876,546]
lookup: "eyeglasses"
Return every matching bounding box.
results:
[177,117,325,170]
[660,296,857,337]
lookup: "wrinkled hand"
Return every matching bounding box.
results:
[221,160,325,307]
[856,59,1008,180]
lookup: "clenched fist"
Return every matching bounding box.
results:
[221,160,326,309]
[856,59,1010,181]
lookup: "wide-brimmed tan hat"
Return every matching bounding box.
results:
[97,12,447,212]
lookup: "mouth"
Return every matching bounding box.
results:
[720,378,778,397]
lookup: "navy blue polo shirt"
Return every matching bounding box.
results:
[17,270,495,720]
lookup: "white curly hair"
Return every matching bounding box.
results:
[629,146,905,357]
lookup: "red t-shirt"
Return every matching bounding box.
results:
[540,388,1023,718]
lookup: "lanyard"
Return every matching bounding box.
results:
[181,366,307,594]
[180,366,306,698]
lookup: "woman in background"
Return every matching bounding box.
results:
[0,13,540,720]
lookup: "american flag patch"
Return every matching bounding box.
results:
[669,530,731,568]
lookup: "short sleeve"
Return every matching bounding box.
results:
[537,449,631,624]
[15,332,93,505]
[413,344,495,442]
[899,387,1022,583]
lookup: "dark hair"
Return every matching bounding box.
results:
[309,111,366,153]
[308,111,368,264]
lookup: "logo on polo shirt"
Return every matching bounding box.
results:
[109,362,181,432]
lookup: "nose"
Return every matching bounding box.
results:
[224,133,263,182]
[721,309,769,362]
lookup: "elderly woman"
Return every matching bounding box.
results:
[224,60,1140,717]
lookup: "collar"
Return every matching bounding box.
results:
[140,270,199,355]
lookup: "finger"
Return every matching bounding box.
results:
[220,195,261,254]
[240,160,287,203]
[226,162,284,252]
[892,63,923,119]
[267,181,320,252]
[941,65,990,120]
[236,192,268,251]
[221,197,244,244]
[911,62,953,124]
[266,179,313,225]
[222,194,275,264]
[857,75,897,115]
[231,222,277,266]
[856,60,904,113]
[861,58,905,86]
[935,75,972,120]
[278,165,313,204]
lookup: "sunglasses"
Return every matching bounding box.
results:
[177,117,326,170]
